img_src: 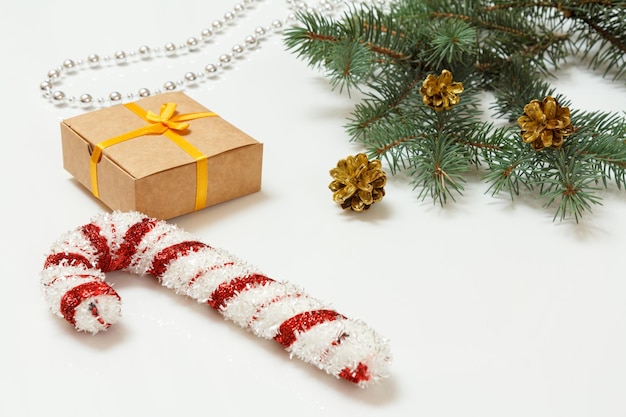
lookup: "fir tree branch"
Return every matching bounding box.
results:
[482,128,538,198]
[362,22,407,40]
[520,32,570,58]
[374,134,423,157]
[284,0,626,221]
[350,74,424,133]
[541,147,603,222]
[430,12,533,40]
[482,2,561,11]
[482,0,613,13]
[411,134,468,205]
[577,16,626,54]
[288,30,409,62]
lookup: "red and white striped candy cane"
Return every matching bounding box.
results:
[41,211,390,386]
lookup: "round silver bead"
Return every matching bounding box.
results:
[204,64,219,75]
[212,20,224,31]
[51,90,65,103]
[97,97,106,106]
[127,92,135,101]
[67,96,77,105]
[201,28,213,41]
[186,37,199,51]
[232,44,244,56]
[184,72,198,84]
[138,88,151,97]
[79,94,93,106]
[138,45,151,58]
[219,54,232,66]
[255,26,266,37]
[114,50,127,63]
[224,11,235,22]
[164,42,177,55]
[244,35,258,49]
[40,80,52,92]
[62,59,76,71]
[271,20,283,31]
[153,88,162,95]
[234,3,245,13]
[87,54,100,66]
[47,68,61,79]
[230,43,244,57]
[109,91,122,102]
[163,81,177,91]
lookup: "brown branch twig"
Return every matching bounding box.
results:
[482,0,612,12]
[305,32,409,60]
[362,22,407,39]
[358,76,423,131]
[578,17,626,54]
[375,134,420,156]
[429,12,532,40]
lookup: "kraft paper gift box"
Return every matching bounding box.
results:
[60,92,263,219]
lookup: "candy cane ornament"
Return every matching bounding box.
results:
[41,211,391,387]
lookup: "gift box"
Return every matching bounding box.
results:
[60,92,263,219]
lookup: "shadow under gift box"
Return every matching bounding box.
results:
[60,92,263,220]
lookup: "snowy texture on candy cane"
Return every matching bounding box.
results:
[41,211,391,386]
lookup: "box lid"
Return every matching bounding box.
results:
[62,92,259,179]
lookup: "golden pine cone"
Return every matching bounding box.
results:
[420,69,464,112]
[518,96,574,151]
[329,153,387,212]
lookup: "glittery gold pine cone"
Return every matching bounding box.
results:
[420,69,464,112]
[329,153,387,212]
[518,96,574,151]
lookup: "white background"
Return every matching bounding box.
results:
[1,1,625,416]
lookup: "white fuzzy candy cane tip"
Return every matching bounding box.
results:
[41,211,391,387]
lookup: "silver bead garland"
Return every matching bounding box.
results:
[39,0,386,108]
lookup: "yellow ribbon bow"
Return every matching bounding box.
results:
[90,102,217,211]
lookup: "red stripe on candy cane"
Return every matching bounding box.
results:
[339,363,371,384]
[250,292,302,323]
[187,261,235,288]
[44,273,99,289]
[60,281,120,325]
[111,217,157,270]
[44,252,93,270]
[148,241,208,278]
[81,223,113,272]
[274,310,345,348]
[208,274,274,310]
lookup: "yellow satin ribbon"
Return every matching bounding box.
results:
[90,102,217,211]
